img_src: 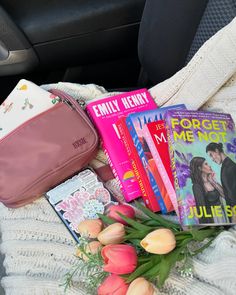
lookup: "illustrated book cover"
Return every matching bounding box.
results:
[45,168,117,243]
[126,104,185,213]
[116,116,160,212]
[86,89,157,202]
[143,120,177,213]
[165,109,236,226]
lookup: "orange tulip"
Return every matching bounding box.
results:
[101,244,137,274]
[77,219,103,238]
[76,241,102,261]
[97,223,125,245]
[140,228,176,254]
[97,274,129,295]
[126,277,156,295]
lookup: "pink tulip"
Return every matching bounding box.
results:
[108,204,135,225]
[101,244,137,274]
[97,274,129,295]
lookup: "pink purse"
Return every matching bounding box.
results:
[0,89,99,208]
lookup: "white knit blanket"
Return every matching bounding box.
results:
[2,16,236,295]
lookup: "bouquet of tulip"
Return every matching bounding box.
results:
[62,202,223,295]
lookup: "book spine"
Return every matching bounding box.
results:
[143,126,177,213]
[86,108,121,192]
[165,123,181,220]
[126,118,167,212]
[117,118,160,212]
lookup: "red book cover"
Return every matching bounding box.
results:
[143,120,178,213]
[125,105,185,213]
[116,117,160,212]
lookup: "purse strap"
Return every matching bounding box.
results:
[94,165,114,182]
[49,88,114,183]
[50,88,85,111]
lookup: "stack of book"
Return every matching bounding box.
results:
[86,89,236,227]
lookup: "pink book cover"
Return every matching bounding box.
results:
[86,89,157,202]
[143,121,178,214]
[117,117,160,212]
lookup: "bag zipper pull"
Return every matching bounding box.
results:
[50,88,86,109]
[62,98,76,110]
[77,99,86,109]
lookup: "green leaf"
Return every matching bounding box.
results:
[157,248,183,287]
[126,261,154,283]
[174,230,192,236]
[134,201,181,230]
[124,230,150,240]
[143,263,161,280]
[128,239,145,248]
[157,257,172,288]
[175,234,192,241]
[116,212,152,231]
[138,255,154,264]
[191,237,215,256]
[176,237,193,248]
[124,226,136,234]
[97,213,116,225]
[127,255,162,283]
[190,227,221,241]
[141,219,165,227]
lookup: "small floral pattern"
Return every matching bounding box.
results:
[83,200,105,219]
[175,151,192,188]
[56,188,112,233]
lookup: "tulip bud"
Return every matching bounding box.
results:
[76,241,102,261]
[77,219,103,238]
[127,277,156,295]
[97,223,125,245]
[98,274,129,295]
[108,204,135,225]
[140,228,176,254]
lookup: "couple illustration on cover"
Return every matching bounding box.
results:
[190,142,236,224]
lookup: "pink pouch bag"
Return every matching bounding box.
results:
[0,89,99,208]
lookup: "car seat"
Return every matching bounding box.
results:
[138,0,236,86]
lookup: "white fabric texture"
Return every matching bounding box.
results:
[2,16,236,295]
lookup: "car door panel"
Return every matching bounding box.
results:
[1,0,145,69]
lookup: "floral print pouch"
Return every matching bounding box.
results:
[0,79,59,139]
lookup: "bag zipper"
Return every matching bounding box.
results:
[50,88,98,136]
[0,102,64,144]
[0,89,99,200]
[0,90,89,144]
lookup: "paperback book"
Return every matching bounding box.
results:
[165,109,236,226]
[117,116,160,212]
[45,168,117,243]
[143,120,177,213]
[126,104,185,213]
[86,89,157,202]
